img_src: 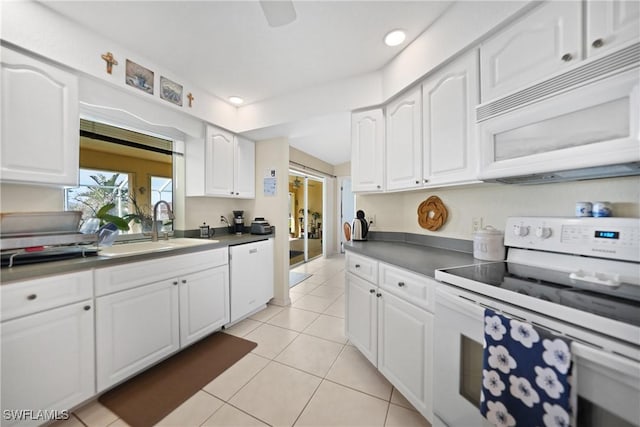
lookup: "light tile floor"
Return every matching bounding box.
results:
[56,254,431,427]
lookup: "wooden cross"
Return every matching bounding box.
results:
[187,92,195,107]
[101,52,118,74]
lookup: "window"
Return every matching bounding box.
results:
[66,120,174,236]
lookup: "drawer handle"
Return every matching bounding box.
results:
[26,294,37,301]
[369,289,376,294]
[592,38,604,48]
[398,282,406,287]
[355,264,361,268]
[84,305,91,311]
[561,53,573,62]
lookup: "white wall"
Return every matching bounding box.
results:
[254,138,291,306]
[357,176,640,240]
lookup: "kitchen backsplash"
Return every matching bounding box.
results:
[356,175,640,240]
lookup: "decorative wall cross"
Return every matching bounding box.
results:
[101,52,118,74]
[187,92,195,107]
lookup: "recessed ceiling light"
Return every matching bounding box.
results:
[384,29,406,47]
[229,96,244,105]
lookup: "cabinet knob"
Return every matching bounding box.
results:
[355,264,361,268]
[26,294,37,301]
[376,293,382,298]
[424,179,428,183]
[376,185,381,189]
[561,53,573,62]
[369,289,376,294]
[415,180,419,184]
[173,281,179,285]
[592,38,604,48]
[181,279,187,284]
[230,191,234,195]
[84,305,91,311]
[398,282,405,287]
[236,192,239,195]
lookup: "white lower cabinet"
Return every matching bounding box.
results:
[95,280,180,392]
[94,248,229,391]
[1,301,95,427]
[345,253,434,422]
[179,265,229,347]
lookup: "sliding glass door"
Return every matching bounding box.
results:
[289,171,324,266]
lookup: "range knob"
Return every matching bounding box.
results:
[513,224,529,237]
[535,226,552,239]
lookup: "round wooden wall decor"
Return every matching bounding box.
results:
[417,196,448,231]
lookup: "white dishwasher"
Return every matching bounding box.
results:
[229,238,274,323]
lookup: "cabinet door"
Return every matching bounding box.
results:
[345,272,378,365]
[235,136,255,198]
[1,48,79,186]
[205,125,235,197]
[179,265,229,347]
[377,291,433,420]
[480,1,581,102]
[386,87,422,191]
[422,50,480,186]
[351,109,385,192]
[229,240,274,322]
[95,280,179,391]
[1,301,94,426]
[586,0,640,58]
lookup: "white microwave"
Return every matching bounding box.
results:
[477,42,640,184]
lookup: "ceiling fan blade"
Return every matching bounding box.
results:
[259,0,297,27]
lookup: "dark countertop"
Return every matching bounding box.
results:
[1,233,273,284]
[344,233,480,278]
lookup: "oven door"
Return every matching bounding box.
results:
[434,285,640,427]
[434,287,490,426]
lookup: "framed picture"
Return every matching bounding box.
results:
[160,76,183,106]
[125,59,154,94]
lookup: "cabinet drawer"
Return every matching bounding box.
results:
[346,252,378,283]
[95,248,228,296]
[1,271,93,321]
[379,263,434,312]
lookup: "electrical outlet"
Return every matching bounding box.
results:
[472,217,483,232]
[367,215,376,227]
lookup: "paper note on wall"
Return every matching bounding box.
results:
[264,168,276,196]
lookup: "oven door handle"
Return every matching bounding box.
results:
[569,270,621,288]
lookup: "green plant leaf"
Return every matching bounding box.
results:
[101,214,130,231]
[96,203,116,217]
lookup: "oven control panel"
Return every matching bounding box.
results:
[505,217,639,262]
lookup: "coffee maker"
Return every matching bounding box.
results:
[233,210,244,235]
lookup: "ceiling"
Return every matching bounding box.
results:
[41,0,453,165]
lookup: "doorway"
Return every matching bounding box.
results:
[289,171,324,266]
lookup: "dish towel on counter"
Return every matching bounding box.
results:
[480,309,574,427]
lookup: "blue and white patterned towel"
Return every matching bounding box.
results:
[480,309,573,427]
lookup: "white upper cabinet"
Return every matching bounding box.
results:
[1,47,79,186]
[422,50,480,186]
[205,125,236,196]
[351,109,385,192]
[385,87,422,191]
[186,125,255,198]
[480,1,582,102]
[235,136,256,198]
[586,0,640,57]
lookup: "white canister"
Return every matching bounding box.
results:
[473,226,506,261]
[575,201,592,217]
[592,201,612,217]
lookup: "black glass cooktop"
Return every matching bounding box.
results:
[440,262,640,327]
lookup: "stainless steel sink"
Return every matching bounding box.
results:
[98,238,219,257]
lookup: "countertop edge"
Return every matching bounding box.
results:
[1,234,273,284]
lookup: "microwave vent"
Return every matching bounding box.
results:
[477,42,640,122]
[488,162,640,185]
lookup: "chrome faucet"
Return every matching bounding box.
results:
[151,200,175,242]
